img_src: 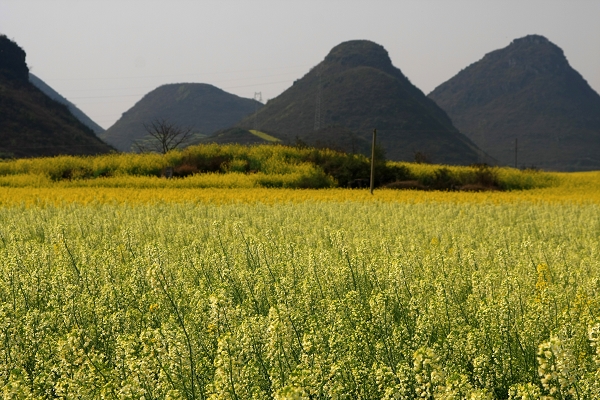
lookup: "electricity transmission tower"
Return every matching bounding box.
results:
[314,73,322,131]
[253,92,262,131]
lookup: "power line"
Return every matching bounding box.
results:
[68,79,293,100]
[58,71,303,94]
[44,64,312,82]
[70,94,142,100]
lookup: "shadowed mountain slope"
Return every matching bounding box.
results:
[99,83,263,152]
[236,40,481,164]
[428,35,600,171]
[29,73,105,134]
[0,35,113,158]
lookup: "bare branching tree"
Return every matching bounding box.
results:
[132,119,195,154]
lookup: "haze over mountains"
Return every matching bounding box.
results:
[99,84,263,152]
[429,35,600,171]
[235,40,481,165]
[29,73,105,134]
[0,35,112,158]
[3,33,600,171]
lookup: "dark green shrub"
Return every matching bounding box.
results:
[181,154,232,173]
[92,167,111,178]
[420,167,457,190]
[173,164,199,177]
[378,164,412,186]
[473,165,499,187]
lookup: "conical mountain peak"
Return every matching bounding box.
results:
[100,83,262,151]
[323,40,395,73]
[429,35,600,171]
[235,40,480,164]
[0,36,112,158]
[0,35,29,83]
[511,34,551,46]
[483,34,568,74]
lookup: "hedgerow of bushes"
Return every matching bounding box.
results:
[0,143,558,190]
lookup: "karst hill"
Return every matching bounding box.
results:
[99,84,263,152]
[0,35,113,158]
[235,40,481,164]
[428,35,600,171]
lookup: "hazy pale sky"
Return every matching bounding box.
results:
[1,1,599,130]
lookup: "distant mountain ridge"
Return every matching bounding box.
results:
[235,40,481,164]
[29,73,105,134]
[99,83,263,152]
[428,34,600,171]
[0,35,112,158]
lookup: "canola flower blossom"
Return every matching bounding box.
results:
[0,194,599,398]
[1,180,600,207]
[1,148,600,397]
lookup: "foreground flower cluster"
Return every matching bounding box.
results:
[0,199,599,398]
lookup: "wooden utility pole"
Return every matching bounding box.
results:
[370,129,377,194]
[515,138,518,169]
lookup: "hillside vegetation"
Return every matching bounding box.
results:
[429,35,600,171]
[0,143,556,191]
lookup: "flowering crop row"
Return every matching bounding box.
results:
[1,169,600,207]
[0,199,599,398]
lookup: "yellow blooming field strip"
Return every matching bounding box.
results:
[0,169,332,190]
[0,170,599,206]
[2,149,600,395]
[1,199,600,396]
[249,130,281,142]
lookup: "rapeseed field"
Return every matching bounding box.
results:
[1,146,599,398]
[0,170,599,206]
